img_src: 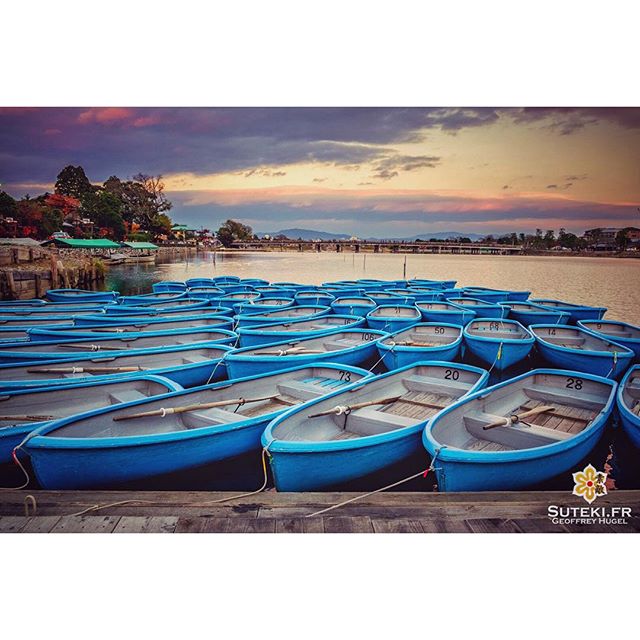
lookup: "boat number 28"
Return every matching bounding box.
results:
[566,377,583,390]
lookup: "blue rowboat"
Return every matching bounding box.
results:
[253,286,295,299]
[262,361,488,491]
[416,301,476,326]
[405,288,444,303]
[365,292,408,306]
[116,292,188,306]
[0,344,231,390]
[77,307,236,325]
[463,319,535,371]
[152,281,188,294]
[330,296,376,317]
[46,289,119,303]
[322,286,366,297]
[0,375,182,465]
[439,288,466,299]
[0,315,95,328]
[225,329,386,379]
[0,304,108,315]
[184,287,225,301]
[237,314,365,347]
[366,304,421,333]
[294,291,335,307]
[212,276,241,284]
[0,299,46,306]
[241,278,270,286]
[27,314,235,341]
[23,363,372,489]
[462,287,511,303]
[422,368,617,491]
[502,301,570,326]
[216,284,256,294]
[218,292,262,314]
[233,305,330,329]
[0,328,238,363]
[384,289,419,304]
[578,320,640,359]
[105,298,211,315]
[448,297,507,319]
[102,302,226,318]
[617,365,640,449]
[234,297,295,315]
[376,323,463,370]
[271,282,310,293]
[530,324,634,379]
[185,278,217,288]
[0,327,53,342]
[408,279,457,290]
[530,298,607,323]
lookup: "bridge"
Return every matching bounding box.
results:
[231,240,523,255]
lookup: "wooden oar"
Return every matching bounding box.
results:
[256,347,325,356]
[55,344,126,351]
[0,414,55,422]
[482,405,555,430]
[113,393,282,421]
[308,395,402,418]
[26,366,145,374]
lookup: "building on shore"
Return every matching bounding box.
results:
[582,227,640,250]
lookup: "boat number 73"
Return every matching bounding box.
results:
[339,370,352,381]
[566,377,583,390]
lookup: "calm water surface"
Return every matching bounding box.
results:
[106,251,640,324]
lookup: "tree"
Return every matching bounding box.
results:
[55,165,95,199]
[0,191,18,217]
[616,228,630,250]
[81,190,126,240]
[44,192,81,218]
[544,229,556,249]
[216,219,254,247]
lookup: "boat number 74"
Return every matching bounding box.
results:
[566,377,583,390]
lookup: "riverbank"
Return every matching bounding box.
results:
[0,245,104,300]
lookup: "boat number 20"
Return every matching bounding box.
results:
[444,369,460,380]
[566,377,583,390]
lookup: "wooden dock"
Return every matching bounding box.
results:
[1,489,638,532]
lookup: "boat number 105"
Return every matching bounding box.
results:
[566,377,583,390]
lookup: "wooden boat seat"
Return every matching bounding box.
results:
[108,389,148,404]
[403,374,470,395]
[181,407,244,428]
[469,330,524,340]
[345,407,417,436]
[181,355,210,364]
[463,412,575,449]
[522,385,605,410]
[276,380,335,401]
[320,339,355,350]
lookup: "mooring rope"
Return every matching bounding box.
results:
[305,448,443,518]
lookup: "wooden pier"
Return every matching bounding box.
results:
[1,489,638,533]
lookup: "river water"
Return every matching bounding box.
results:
[106,250,640,324]
[101,251,640,492]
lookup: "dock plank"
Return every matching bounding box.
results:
[323,516,374,533]
[0,516,27,533]
[50,515,121,533]
[21,516,62,533]
[371,519,424,533]
[113,516,178,534]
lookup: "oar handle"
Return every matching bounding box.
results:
[483,405,555,430]
[0,414,55,422]
[26,366,144,374]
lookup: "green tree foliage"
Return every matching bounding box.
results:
[81,190,126,240]
[616,228,630,250]
[55,165,95,199]
[216,219,254,247]
[0,191,18,217]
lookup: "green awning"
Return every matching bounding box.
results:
[55,239,121,248]
[121,241,159,249]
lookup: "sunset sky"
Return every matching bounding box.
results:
[1,107,638,237]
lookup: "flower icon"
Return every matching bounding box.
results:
[572,464,608,504]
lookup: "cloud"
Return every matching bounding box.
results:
[510,108,640,135]
[243,167,287,178]
[312,178,327,183]
[371,154,441,180]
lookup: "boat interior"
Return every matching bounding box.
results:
[271,365,483,442]
[466,320,530,340]
[533,326,624,352]
[429,373,610,452]
[46,367,367,438]
[0,347,227,381]
[244,331,373,356]
[581,321,640,340]
[622,370,640,416]
[383,324,461,347]
[0,378,171,428]
[369,306,420,318]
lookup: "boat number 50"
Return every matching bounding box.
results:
[566,377,583,390]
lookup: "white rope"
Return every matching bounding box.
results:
[368,343,393,372]
[305,448,443,518]
[205,351,228,385]
[487,342,504,374]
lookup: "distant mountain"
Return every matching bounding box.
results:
[257,228,351,240]
[257,228,487,242]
